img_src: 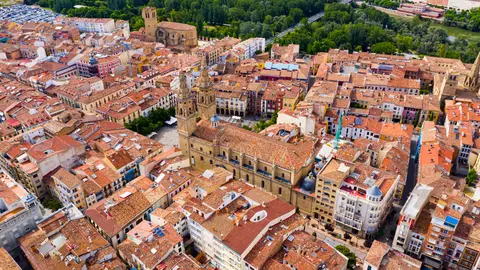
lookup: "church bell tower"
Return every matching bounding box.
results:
[142,7,157,42]
[176,72,196,156]
[197,56,216,120]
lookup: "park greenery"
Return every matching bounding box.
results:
[125,107,175,136]
[42,196,63,211]
[276,3,480,63]
[253,110,278,132]
[335,245,357,269]
[444,8,480,32]
[366,0,399,9]
[27,0,328,37]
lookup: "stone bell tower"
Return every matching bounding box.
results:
[197,56,216,120]
[176,72,196,156]
[142,7,157,42]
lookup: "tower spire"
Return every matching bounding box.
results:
[198,55,212,89]
[465,51,480,91]
[178,72,191,99]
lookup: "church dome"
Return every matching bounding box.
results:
[367,185,382,197]
[300,172,316,192]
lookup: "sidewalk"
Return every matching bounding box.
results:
[305,221,368,261]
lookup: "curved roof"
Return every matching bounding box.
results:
[367,185,383,197]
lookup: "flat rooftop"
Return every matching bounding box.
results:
[402,184,433,218]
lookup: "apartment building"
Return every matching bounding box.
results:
[49,168,86,211]
[0,172,43,251]
[392,181,476,269]
[72,159,123,207]
[392,184,434,254]
[231,38,265,59]
[333,163,399,238]
[0,135,85,198]
[20,206,124,269]
[194,37,241,66]
[365,240,422,270]
[118,221,183,269]
[85,176,168,247]
[184,179,306,270]
[54,17,116,33]
[270,43,299,62]
[76,53,121,78]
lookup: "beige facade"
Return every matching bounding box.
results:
[175,62,318,217]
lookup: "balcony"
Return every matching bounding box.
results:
[243,164,253,171]
[275,176,290,184]
[230,159,240,165]
[217,155,226,160]
[256,169,271,177]
[340,185,366,198]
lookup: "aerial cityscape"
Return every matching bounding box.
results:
[0,0,480,269]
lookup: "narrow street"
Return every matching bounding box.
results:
[402,134,419,204]
[305,223,367,260]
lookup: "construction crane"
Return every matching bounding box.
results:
[334,111,343,150]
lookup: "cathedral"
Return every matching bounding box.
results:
[142,7,198,48]
[176,57,319,218]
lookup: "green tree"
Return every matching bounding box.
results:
[396,35,413,52]
[467,168,478,187]
[335,245,357,269]
[371,42,397,54]
[289,8,304,23]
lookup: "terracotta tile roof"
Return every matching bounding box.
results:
[366,240,390,268]
[27,135,83,162]
[85,190,152,237]
[157,253,202,270]
[0,247,20,270]
[19,218,109,270]
[52,168,81,189]
[193,120,317,171]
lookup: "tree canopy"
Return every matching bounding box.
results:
[276,4,480,63]
[335,245,357,269]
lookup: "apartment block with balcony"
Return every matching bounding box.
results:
[393,184,434,253]
[315,158,348,224]
[183,179,305,270]
[0,172,43,251]
[333,163,398,239]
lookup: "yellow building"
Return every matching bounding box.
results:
[315,159,350,223]
[176,58,319,217]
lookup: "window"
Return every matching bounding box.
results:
[210,160,213,165]
[200,156,204,161]
[246,175,249,182]
[278,187,282,195]
[261,181,265,188]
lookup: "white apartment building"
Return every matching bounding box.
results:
[232,38,266,59]
[183,180,299,270]
[334,165,399,238]
[447,0,480,10]
[392,184,433,254]
[0,172,43,251]
[54,17,116,33]
[277,108,317,135]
